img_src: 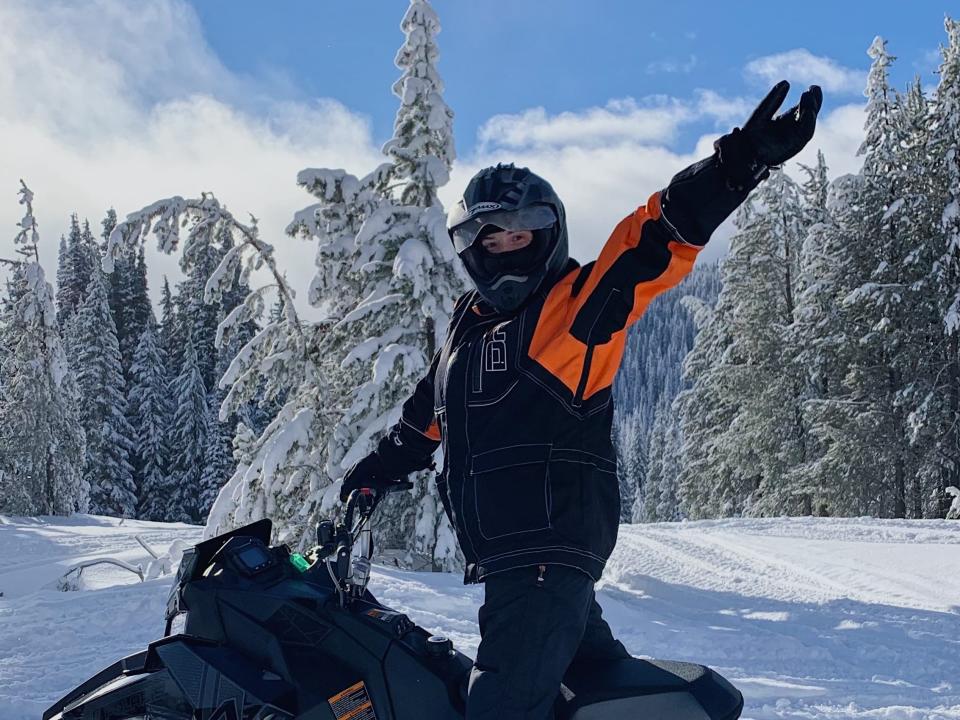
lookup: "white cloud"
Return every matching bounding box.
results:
[453,89,866,267]
[745,49,866,95]
[0,0,381,310]
[646,54,698,75]
[476,89,759,155]
[788,102,865,178]
[477,98,693,151]
[0,0,870,310]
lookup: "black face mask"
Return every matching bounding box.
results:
[478,232,545,278]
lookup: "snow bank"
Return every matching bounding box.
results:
[1,514,957,720]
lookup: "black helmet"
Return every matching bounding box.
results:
[447,164,569,313]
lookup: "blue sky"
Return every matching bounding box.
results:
[189,0,947,152]
[0,0,954,302]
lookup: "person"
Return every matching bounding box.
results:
[340,79,822,719]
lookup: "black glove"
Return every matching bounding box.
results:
[339,453,404,502]
[715,80,823,191]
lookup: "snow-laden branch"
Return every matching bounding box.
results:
[103,192,303,342]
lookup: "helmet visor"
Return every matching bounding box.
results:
[450,205,557,253]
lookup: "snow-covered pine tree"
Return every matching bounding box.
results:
[717,171,811,515]
[0,182,87,515]
[200,390,233,518]
[613,262,720,517]
[841,37,917,517]
[128,314,173,521]
[887,77,946,518]
[929,17,960,517]
[796,171,875,516]
[613,409,644,522]
[200,225,258,518]
[55,234,70,321]
[633,404,665,523]
[105,194,305,531]
[217,168,381,545]
[106,207,151,383]
[790,151,845,516]
[327,0,466,569]
[656,407,684,522]
[56,214,97,330]
[57,215,101,369]
[158,276,179,370]
[75,266,137,517]
[169,333,208,523]
[674,288,740,518]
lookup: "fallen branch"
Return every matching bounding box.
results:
[54,558,144,591]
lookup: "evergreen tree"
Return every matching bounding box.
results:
[633,405,665,523]
[158,276,180,369]
[614,410,644,522]
[0,183,87,515]
[330,0,465,569]
[656,409,684,522]
[674,290,740,518]
[55,234,70,321]
[791,151,845,516]
[200,392,234,520]
[929,17,960,516]
[721,172,810,515]
[885,77,944,518]
[613,262,720,515]
[839,36,913,517]
[208,0,466,565]
[169,331,209,523]
[129,315,173,521]
[105,207,151,381]
[75,268,137,517]
[56,214,96,329]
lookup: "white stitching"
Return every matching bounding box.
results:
[473,443,552,457]
[466,379,519,407]
[482,544,607,564]
[659,193,699,247]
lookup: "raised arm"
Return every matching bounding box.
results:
[529,82,821,403]
[570,80,823,346]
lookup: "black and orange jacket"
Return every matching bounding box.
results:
[371,153,757,584]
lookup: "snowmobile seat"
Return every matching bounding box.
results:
[559,657,743,720]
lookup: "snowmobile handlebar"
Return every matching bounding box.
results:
[343,481,413,538]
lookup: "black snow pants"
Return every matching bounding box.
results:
[465,564,631,720]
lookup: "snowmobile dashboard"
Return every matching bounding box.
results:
[185,518,273,583]
[230,538,277,575]
[207,536,282,579]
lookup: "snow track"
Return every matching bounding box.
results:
[0,515,957,719]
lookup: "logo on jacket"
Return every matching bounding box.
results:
[483,328,508,373]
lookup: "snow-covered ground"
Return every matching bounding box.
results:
[0,514,957,719]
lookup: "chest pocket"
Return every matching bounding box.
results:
[467,323,519,406]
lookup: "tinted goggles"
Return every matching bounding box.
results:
[450,205,557,253]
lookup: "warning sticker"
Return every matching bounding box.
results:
[327,680,377,720]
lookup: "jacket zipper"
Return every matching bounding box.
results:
[572,344,595,408]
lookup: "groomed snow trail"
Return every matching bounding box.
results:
[0,515,957,719]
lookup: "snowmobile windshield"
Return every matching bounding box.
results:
[450,205,557,253]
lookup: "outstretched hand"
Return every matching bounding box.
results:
[744,80,823,168]
[714,80,823,191]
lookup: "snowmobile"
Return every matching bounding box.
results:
[43,484,744,720]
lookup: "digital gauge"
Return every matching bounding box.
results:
[231,540,276,575]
